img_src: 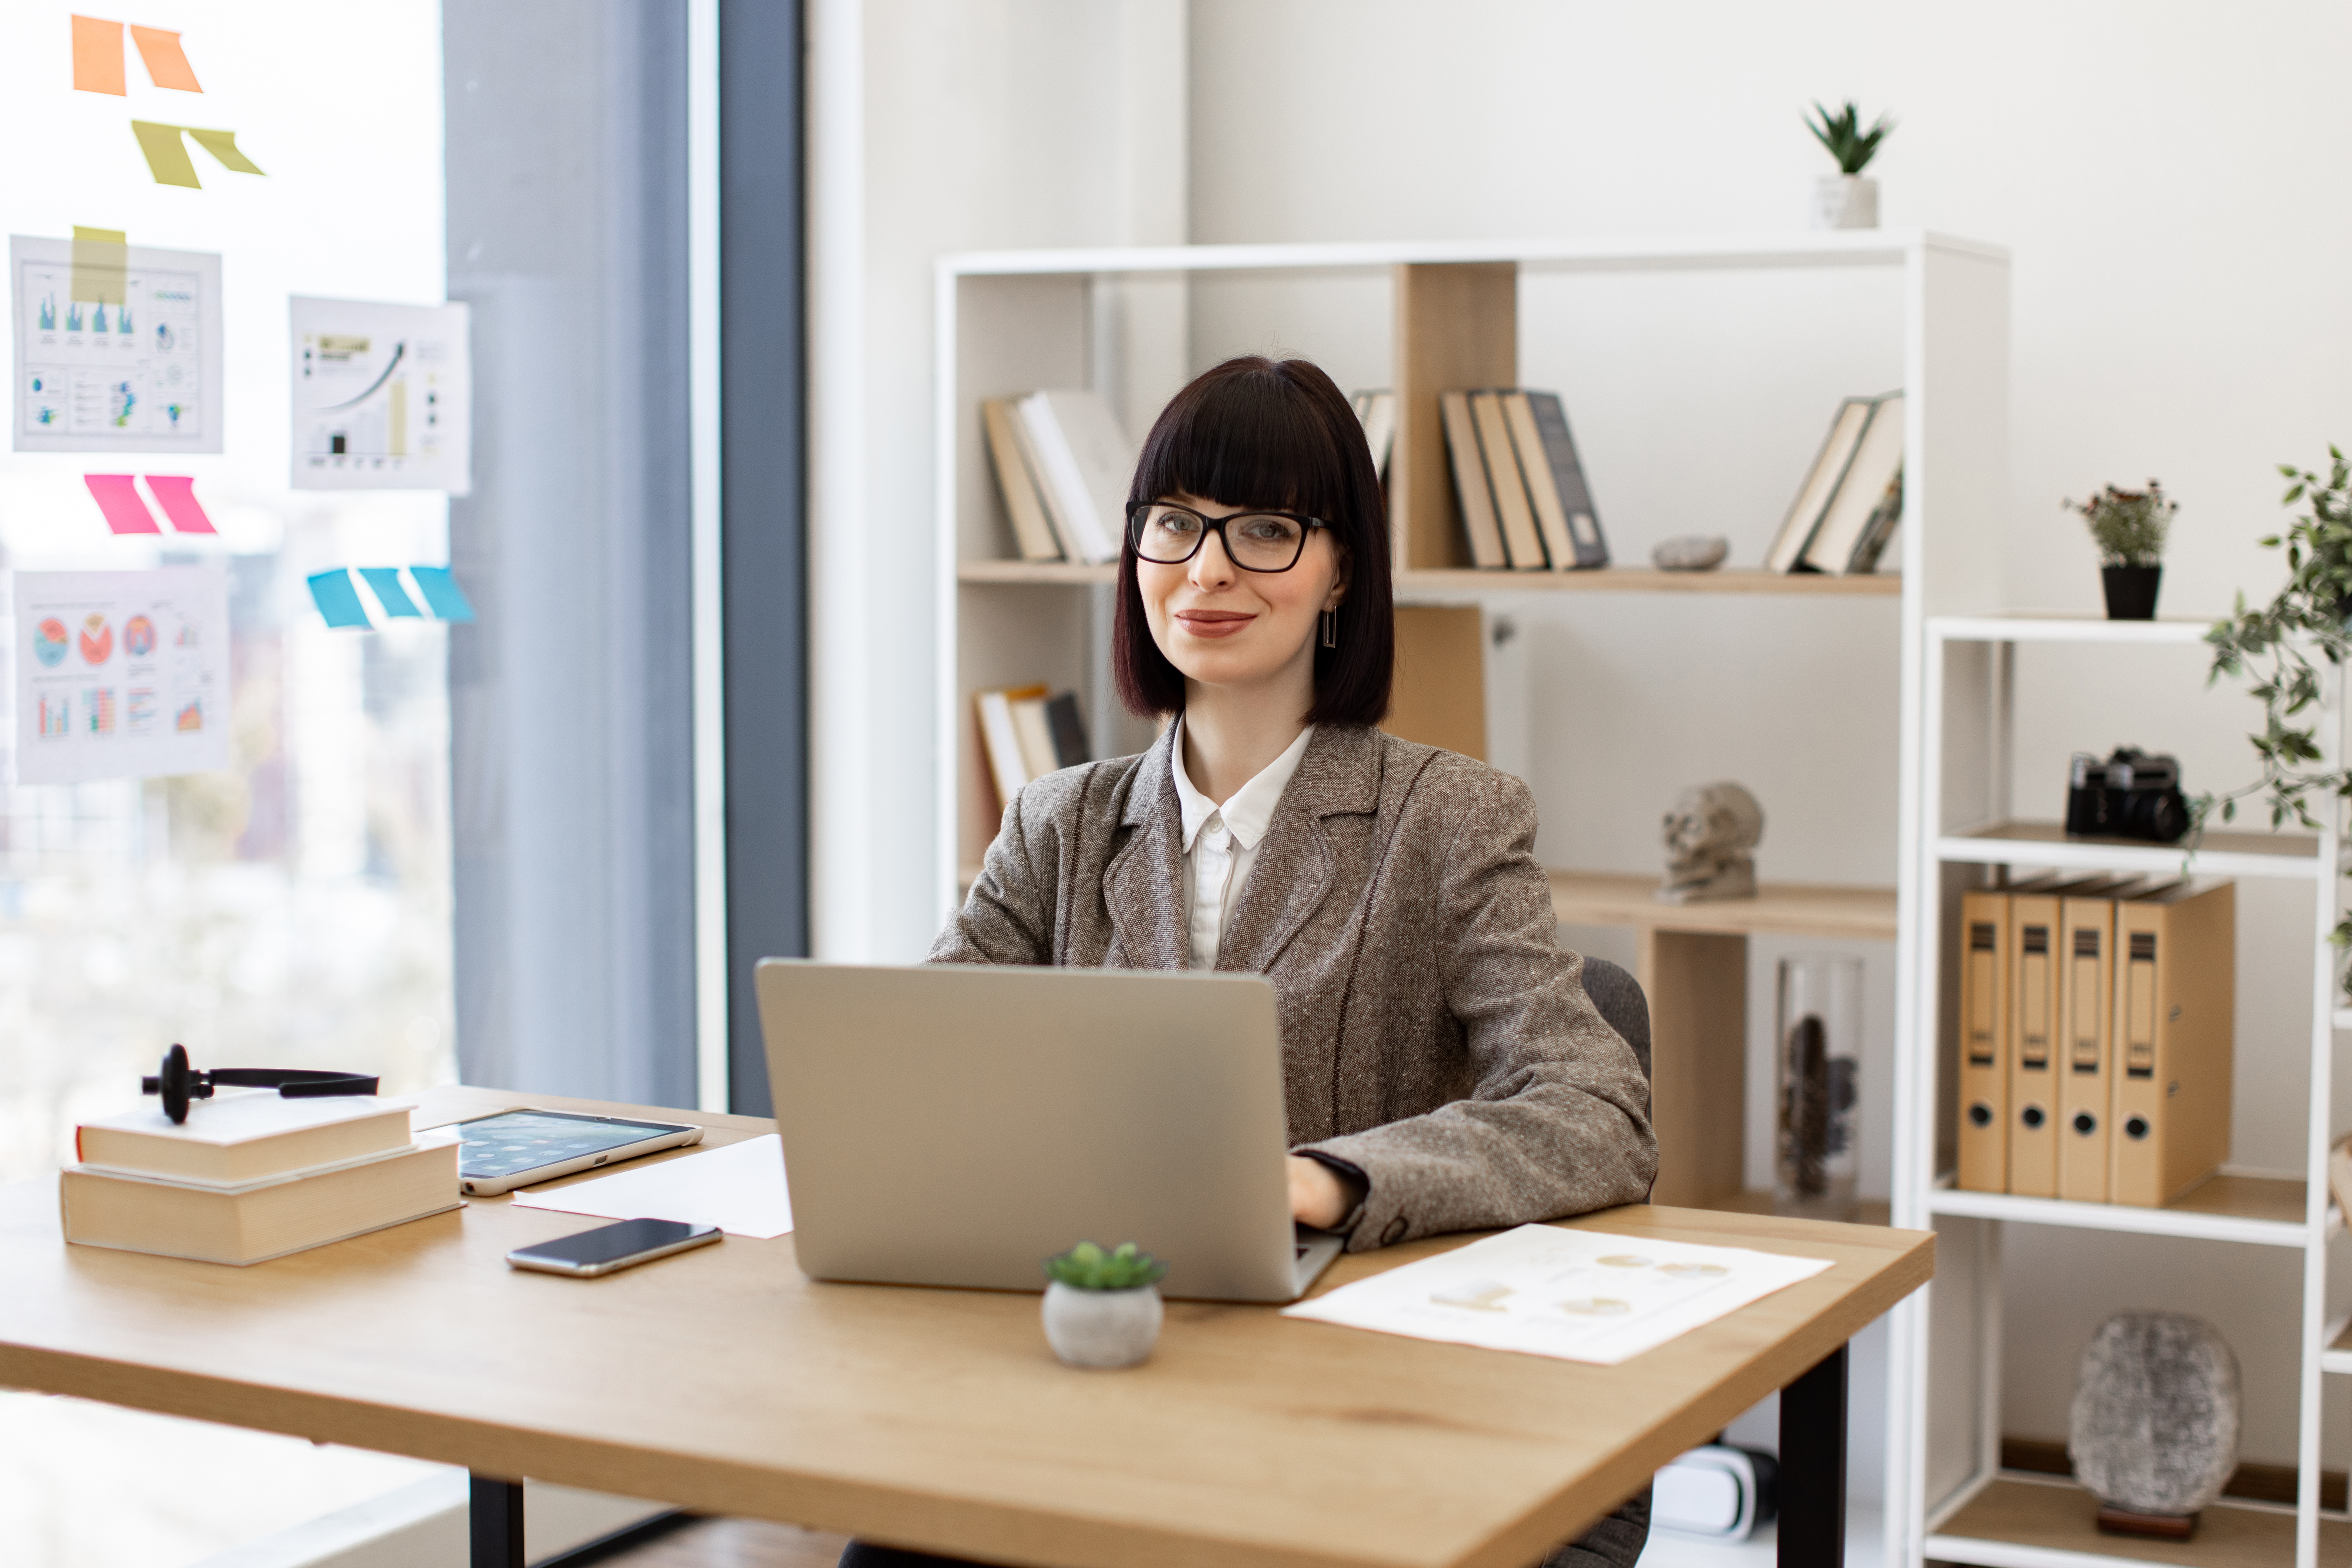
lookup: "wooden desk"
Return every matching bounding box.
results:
[0,1087,1931,1568]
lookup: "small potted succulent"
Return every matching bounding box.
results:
[1806,101,1894,230]
[2065,481,2176,620]
[1041,1241,1167,1369]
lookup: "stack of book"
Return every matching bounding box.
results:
[982,390,1139,564]
[1440,389,1609,571]
[62,1090,460,1264]
[1764,392,1905,576]
[1954,878,2233,1206]
[975,684,1091,812]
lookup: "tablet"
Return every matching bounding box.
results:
[454,1109,704,1196]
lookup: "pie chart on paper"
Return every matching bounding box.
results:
[78,613,112,665]
[33,618,69,668]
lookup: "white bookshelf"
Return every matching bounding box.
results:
[1901,613,2345,1568]
[935,229,2015,1568]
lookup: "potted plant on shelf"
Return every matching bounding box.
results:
[2066,481,2176,620]
[1806,101,1893,230]
[2201,446,2352,988]
[1041,1241,1167,1368]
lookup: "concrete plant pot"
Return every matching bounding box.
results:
[1813,175,1880,230]
[1042,1281,1163,1368]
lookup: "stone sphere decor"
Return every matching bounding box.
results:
[2068,1311,2240,1535]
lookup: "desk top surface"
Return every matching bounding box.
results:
[0,1086,1932,1568]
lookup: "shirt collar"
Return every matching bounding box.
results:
[1169,718,1316,853]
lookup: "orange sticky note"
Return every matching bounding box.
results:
[128,24,201,91]
[72,14,125,94]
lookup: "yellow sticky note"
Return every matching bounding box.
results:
[129,121,201,188]
[70,227,128,306]
[128,24,201,91]
[184,127,263,175]
[72,14,124,94]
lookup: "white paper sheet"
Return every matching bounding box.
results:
[1281,1224,1833,1365]
[9,566,231,785]
[12,235,223,454]
[508,1134,793,1239]
[289,297,472,493]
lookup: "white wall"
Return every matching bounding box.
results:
[810,0,1185,962]
[819,0,2352,1472]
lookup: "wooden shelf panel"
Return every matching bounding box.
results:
[955,561,1900,596]
[1927,1173,2310,1248]
[2325,1319,2352,1376]
[1938,820,2320,881]
[1928,1475,2346,1568]
[1549,871,1897,940]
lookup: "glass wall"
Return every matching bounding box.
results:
[0,4,461,1559]
[0,2,456,1181]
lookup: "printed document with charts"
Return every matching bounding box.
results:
[1282,1225,1832,1364]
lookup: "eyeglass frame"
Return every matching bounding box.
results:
[1123,501,1333,573]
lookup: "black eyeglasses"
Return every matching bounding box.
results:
[1125,503,1330,573]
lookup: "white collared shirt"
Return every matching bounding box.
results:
[1170,720,1316,971]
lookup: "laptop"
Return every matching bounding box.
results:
[754,959,1346,1302]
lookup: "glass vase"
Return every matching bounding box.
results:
[1775,954,1863,1220]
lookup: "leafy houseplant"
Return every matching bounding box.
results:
[1806,101,1894,230]
[1040,1241,1167,1368]
[2201,448,2352,991]
[2066,482,2177,619]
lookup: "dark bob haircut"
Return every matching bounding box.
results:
[1111,355,1394,725]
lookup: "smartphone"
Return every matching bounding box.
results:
[454,1108,704,1196]
[506,1218,723,1277]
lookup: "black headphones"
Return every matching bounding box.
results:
[142,1043,380,1125]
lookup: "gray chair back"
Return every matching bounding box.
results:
[1579,955,1651,1086]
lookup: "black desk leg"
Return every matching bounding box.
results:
[471,1474,525,1568]
[1778,1342,1847,1568]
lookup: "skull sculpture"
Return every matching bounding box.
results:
[1657,782,1765,904]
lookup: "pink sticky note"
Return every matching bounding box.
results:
[84,473,161,534]
[142,475,216,534]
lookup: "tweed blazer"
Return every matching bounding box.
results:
[929,722,1658,1251]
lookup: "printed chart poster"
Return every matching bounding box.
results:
[11,568,231,785]
[290,297,472,493]
[11,235,224,454]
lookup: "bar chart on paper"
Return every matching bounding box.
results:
[289,297,472,493]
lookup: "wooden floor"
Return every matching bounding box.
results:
[599,1516,852,1568]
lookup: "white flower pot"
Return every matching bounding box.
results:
[1812,174,1879,230]
[1041,1281,1163,1368]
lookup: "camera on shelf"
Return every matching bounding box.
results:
[2065,747,2190,844]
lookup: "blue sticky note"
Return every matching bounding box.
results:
[306,569,373,629]
[357,567,422,618]
[408,564,476,623]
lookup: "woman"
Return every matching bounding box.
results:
[845,355,1657,1568]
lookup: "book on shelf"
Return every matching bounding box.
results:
[1351,390,1395,481]
[1798,393,1904,575]
[1506,390,1608,569]
[2110,881,2233,1207]
[1439,391,1509,570]
[1016,390,1133,565]
[981,397,1064,562]
[1765,394,1904,575]
[74,1089,413,1184]
[1469,392,1547,569]
[1442,388,1605,571]
[61,1123,461,1266]
[975,683,1092,813]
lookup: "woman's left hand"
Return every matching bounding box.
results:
[1286,1154,1356,1229]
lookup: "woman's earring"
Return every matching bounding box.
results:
[1321,607,1339,649]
